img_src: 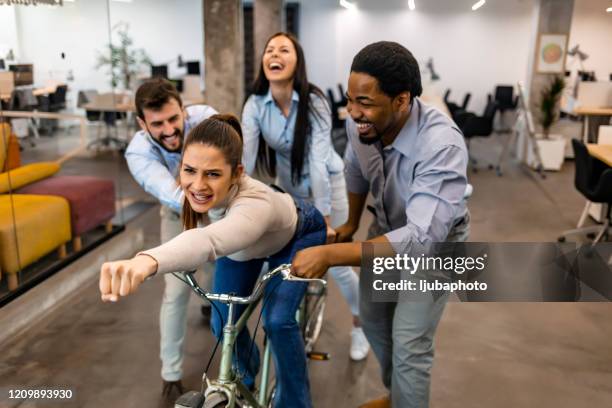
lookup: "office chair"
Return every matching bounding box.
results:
[493,85,518,133]
[444,90,471,125]
[578,71,596,82]
[77,89,104,141]
[326,87,344,130]
[35,85,68,134]
[444,89,451,104]
[337,83,347,105]
[326,87,348,155]
[558,140,612,244]
[78,90,127,151]
[494,86,518,111]
[48,85,68,112]
[456,99,499,171]
[7,88,40,148]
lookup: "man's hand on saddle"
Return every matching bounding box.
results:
[99,255,159,302]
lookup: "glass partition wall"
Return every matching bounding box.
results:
[0,0,206,305]
[0,0,128,305]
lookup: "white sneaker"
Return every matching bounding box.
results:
[350,327,370,361]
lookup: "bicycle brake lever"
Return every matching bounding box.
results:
[281,269,327,286]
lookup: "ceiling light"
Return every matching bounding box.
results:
[408,0,416,11]
[472,0,486,11]
[339,0,357,10]
[606,7,612,13]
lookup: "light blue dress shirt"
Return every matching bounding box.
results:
[124,104,217,213]
[344,98,469,254]
[241,89,344,216]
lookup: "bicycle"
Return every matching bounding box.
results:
[174,263,327,408]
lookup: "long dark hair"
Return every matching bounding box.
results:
[181,114,243,230]
[251,32,327,185]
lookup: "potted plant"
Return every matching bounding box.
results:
[535,75,567,171]
[95,22,152,91]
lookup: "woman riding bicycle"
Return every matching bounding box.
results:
[242,32,369,359]
[99,114,326,408]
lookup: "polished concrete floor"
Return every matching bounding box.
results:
[1,131,612,407]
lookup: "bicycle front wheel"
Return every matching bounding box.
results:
[203,392,228,408]
[303,286,326,352]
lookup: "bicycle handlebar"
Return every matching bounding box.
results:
[181,263,326,305]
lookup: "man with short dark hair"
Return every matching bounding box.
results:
[125,77,217,397]
[292,42,470,407]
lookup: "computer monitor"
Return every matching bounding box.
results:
[9,64,33,86]
[186,61,200,75]
[170,79,184,93]
[151,65,168,78]
[578,71,596,82]
[577,81,612,108]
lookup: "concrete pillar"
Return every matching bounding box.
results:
[203,0,244,116]
[253,0,285,76]
[526,0,575,119]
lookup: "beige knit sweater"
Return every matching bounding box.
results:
[142,175,298,274]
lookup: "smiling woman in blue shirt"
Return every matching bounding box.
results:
[241,32,370,360]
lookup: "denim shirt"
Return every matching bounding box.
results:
[124,104,217,212]
[241,89,344,216]
[344,98,469,254]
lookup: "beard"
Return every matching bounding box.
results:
[151,128,183,153]
[358,133,383,145]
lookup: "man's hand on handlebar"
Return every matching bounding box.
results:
[291,246,330,279]
[99,254,158,302]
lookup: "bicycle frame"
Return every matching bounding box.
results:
[180,264,325,408]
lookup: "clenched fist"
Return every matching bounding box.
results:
[291,245,331,279]
[99,255,158,302]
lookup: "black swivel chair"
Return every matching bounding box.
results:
[494,86,517,112]
[326,87,348,155]
[559,140,612,244]
[36,85,68,134]
[48,85,68,112]
[444,89,471,124]
[337,83,347,105]
[326,88,344,130]
[493,85,518,132]
[456,99,499,171]
[443,89,451,103]
[7,88,39,148]
[578,71,596,82]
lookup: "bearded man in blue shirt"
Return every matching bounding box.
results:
[124,78,217,398]
[292,42,470,408]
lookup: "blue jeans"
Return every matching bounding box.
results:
[210,199,326,408]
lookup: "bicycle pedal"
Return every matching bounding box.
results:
[307,351,331,361]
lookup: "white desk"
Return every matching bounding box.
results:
[574,106,612,143]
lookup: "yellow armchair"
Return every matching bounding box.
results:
[0,194,71,290]
[1,123,60,194]
[0,162,61,194]
[0,123,69,290]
